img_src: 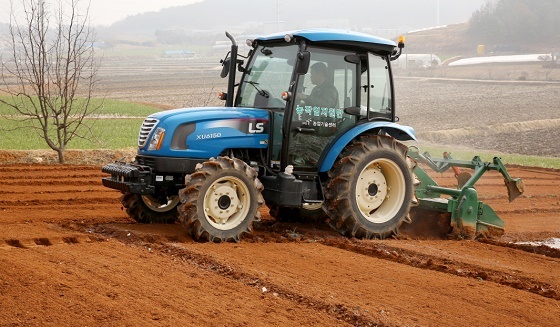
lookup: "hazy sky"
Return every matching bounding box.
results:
[0,0,486,33]
[0,0,203,26]
[88,0,203,25]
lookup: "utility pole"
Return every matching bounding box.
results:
[436,0,440,26]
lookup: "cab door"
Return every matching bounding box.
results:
[284,47,358,169]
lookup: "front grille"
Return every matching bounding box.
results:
[138,118,159,147]
[136,156,156,169]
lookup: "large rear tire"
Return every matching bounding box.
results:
[178,157,264,242]
[323,135,415,239]
[120,193,179,224]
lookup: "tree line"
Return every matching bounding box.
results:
[469,0,560,44]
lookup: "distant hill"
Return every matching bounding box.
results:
[403,23,477,57]
[97,0,486,43]
[404,22,554,58]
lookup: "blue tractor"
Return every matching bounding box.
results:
[102,29,523,242]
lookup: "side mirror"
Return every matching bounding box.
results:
[344,55,361,64]
[296,51,310,75]
[220,57,231,78]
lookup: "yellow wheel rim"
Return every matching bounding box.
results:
[355,158,406,223]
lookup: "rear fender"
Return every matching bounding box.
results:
[318,122,416,172]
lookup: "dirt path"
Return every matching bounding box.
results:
[0,164,559,326]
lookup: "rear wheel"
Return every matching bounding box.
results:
[268,203,328,223]
[120,193,179,224]
[323,135,415,239]
[178,157,264,242]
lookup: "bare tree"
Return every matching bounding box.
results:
[0,0,100,163]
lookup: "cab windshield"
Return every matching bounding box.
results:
[236,43,298,109]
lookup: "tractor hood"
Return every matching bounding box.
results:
[138,107,269,158]
[147,106,268,122]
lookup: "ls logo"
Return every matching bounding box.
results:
[248,122,265,133]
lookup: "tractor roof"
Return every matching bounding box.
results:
[255,29,396,54]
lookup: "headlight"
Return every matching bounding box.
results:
[148,127,165,150]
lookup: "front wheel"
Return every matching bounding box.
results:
[178,157,264,242]
[120,193,179,224]
[323,135,415,239]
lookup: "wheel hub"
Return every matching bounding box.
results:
[368,183,379,196]
[218,195,232,210]
[205,183,240,225]
[356,167,387,213]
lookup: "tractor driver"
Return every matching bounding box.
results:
[297,62,339,108]
[290,62,340,166]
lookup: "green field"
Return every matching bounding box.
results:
[0,97,160,150]
[0,117,145,150]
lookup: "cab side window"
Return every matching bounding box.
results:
[360,53,392,119]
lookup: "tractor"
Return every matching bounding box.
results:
[102,29,524,242]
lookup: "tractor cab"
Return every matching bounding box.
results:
[221,30,407,174]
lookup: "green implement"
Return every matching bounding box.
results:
[408,147,525,239]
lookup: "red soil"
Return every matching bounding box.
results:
[0,164,559,326]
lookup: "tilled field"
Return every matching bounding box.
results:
[0,164,559,326]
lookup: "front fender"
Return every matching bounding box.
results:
[318,122,416,172]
